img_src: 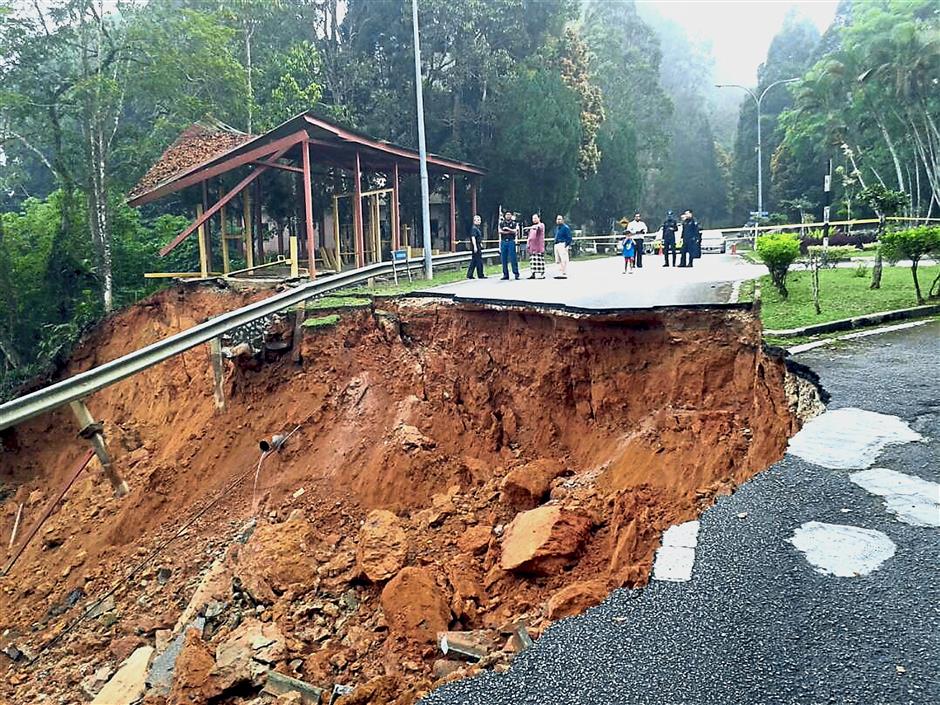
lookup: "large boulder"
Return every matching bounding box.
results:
[500,459,567,510]
[380,567,450,643]
[236,515,318,602]
[167,630,221,705]
[356,510,409,581]
[212,620,286,690]
[546,580,608,620]
[500,505,592,575]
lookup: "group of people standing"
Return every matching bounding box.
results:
[620,209,701,273]
[466,211,573,281]
[465,208,700,280]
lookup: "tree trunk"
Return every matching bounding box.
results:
[911,261,924,305]
[87,117,113,312]
[812,259,821,314]
[928,267,940,299]
[870,217,884,290]
[244,24,254,133]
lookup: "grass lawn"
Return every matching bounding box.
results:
[758,264,939,331]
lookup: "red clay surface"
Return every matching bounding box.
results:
[0,286,806,704]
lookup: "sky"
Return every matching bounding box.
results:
[638,0,840,85]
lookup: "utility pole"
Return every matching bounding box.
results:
[411,0,433,280]
[716,78,799,226]
[822,158,832,248]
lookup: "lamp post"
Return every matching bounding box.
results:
[411,0,433,280]
[717,78,799,222]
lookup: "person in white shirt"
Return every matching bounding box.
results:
[626,212,648,268]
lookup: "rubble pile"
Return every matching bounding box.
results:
[0,289,817,704]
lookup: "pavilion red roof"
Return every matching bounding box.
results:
[128,121,253,202]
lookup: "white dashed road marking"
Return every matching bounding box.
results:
[849,468,940,527]
[787,408,923,470]
[788,521,896,577]
[652,520,700,582]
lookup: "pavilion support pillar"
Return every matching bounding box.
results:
[353,151,365,268]
[254,180,264,267]
[302,140,316,278]
[332,195,341,269]
[470,178,478,218]
[220,203,230,275]
[449,176,457,252]
[243,190,255,270]
[202,181,213,274]
[392,163,401,251]
[196,203,209,278]
[69,400,129,497]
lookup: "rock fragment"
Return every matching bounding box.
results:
[380,567,450,643]
[499,505,592,574]
[355,510,409,581]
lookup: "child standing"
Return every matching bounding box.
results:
[621,234,636,274]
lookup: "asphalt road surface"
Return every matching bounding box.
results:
[426,253,764,308]
[423,320,940,705]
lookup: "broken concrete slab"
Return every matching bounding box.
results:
[263,670,324,704]
[329,684,354,705]
[438,630,497,662]
[90,645,154,705]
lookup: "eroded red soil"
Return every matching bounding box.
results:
[0,286,813,704]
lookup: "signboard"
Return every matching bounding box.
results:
[749,211,769,218]
[391,248,411,285]
[824,174,832,192]
[823,206,831,222]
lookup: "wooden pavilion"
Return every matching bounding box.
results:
[128,111,485,279]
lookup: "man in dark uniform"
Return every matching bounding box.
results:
[661,210,678,267]
[466,214,485,279]
[678,209,700,268]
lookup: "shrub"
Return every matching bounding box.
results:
[755,232,801,297]
[853,263,868,278]
[879,226,940,305]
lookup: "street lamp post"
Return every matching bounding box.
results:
[411,0,433,280]
[717,78,799,222]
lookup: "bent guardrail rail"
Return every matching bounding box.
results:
[0,249,494,431]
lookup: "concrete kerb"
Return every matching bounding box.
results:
[765,303,940,339]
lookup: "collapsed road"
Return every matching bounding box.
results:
[425,319,940,705]
[0,284,825,705]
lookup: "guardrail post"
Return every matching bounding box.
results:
[209,337,225,411]
[69,400,129,497]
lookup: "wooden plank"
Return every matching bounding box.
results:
[290,235,299,278]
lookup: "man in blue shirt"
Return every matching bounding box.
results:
[499,210,520,280]
[553,215,573,279]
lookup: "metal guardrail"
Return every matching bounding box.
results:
[0,249,495,432]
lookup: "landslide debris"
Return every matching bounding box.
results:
[0,287,821,705]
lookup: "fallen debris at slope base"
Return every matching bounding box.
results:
[0,287,823,705]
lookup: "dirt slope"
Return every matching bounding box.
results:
[0,287,815,704]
